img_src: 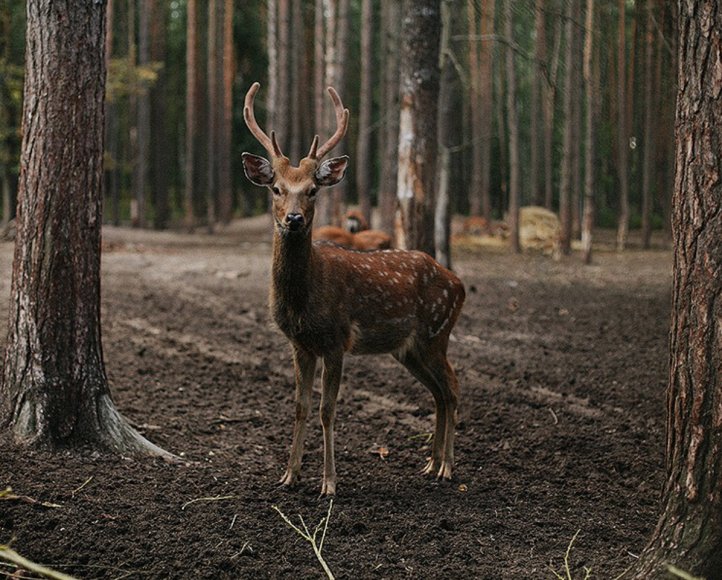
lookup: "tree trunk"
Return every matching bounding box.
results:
[570,1,583,239]
[395,0,440,255]
[435,0,457,269]
[355,0,373,226]
[640,0,655,249]
[313,0,324,138]
[542,7,562,210]
[616,0,629,251]
[529,0,543,206]
[134,0,150,229]
[630,2,722,576]
[150,0,170,230]
[478,0,494,219]
[206,0,218,233]
[104,0,121,227]
[378,0,401,236]
[277,0,290,153]
[581,0,595,265]
[467,0,483,217]
[504,0,520,253]
[185,0,197,230]
[558,0,574,255]
[218,0,234,223]
[267,0,278,134]
[0,0,171,458]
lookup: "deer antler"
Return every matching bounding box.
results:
[309,87,349,160]
[243,82,283,158]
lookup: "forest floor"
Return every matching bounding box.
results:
[1,217,672,579]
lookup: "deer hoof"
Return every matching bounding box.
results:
[320,479,336,496]
[279,470,299,487]
[436,462,453,480]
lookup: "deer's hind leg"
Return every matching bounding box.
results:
[280,345,317,487]
[395,348,460,480]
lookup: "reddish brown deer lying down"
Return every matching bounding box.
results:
[313,224,392,250]
[241,82,465,496]
[314,210,392,250]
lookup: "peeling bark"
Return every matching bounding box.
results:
[395,0,440,256]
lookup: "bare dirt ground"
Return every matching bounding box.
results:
[1,218,672,579]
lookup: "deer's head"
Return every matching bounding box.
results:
[241,82,349,235]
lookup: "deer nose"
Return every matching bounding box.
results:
[285,213,305,231]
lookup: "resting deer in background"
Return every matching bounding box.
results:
[241,82,465,495]
[314,210,393,250]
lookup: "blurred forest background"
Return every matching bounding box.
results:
[0,0,677,249]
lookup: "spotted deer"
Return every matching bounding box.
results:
[241,82,465,495]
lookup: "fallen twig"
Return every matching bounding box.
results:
[181,495,235,510]
[0,487,62,509]
[71,476,94,497]
[273,500,335,580]
[0,545,78,580]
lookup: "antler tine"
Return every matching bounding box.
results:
[243,82,284,158]
[314,86,349,160]
[307,135,319,159]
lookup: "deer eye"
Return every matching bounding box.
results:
[271,186,281,196]
[308,187,318,198]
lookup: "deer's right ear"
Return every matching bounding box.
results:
[242,153,275,186]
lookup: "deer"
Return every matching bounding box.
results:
[314,210,393,250]
[241,82,465,495]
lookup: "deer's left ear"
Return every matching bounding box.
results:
[315,155,349,187]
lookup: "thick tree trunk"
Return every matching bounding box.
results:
[543,10,562,210]
[504,0,520,253]
[395,0,440,255]
[630,1,722,577]
[378,0,401,236]
[277,0,290,153]
[530,0,543,206]
[0,0,170,458]
[355,0,373,226]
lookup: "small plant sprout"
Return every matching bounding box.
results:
[549,530,592,580]
[273,500,335,580]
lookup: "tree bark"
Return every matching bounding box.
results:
[435,0,457,269]
[206,0,218,233]
[150,0,170,229]
[355,0,373,226]
[558,0,574,255]
[530,0,542,206]
[134,0,150,229]
[478,0,495,219]
[504,0,520,253]
[467,0,483,217]
[581,0,595,265]
[395,0,440,255]
[0,0,171,458]
[640,0,655,249]
[218,0,234,223]
[630,2,722,577]
[378,0,401,236]
[185,0,197,230]
[616,0,630,251]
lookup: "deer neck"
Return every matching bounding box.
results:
[271,226,316,317]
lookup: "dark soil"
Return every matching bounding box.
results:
[1,219,671,579]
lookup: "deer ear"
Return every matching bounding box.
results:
[242,153,275,186]
[315,155,349,187]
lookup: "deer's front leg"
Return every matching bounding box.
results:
[319,351,344,495]
[280,345,317,487]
